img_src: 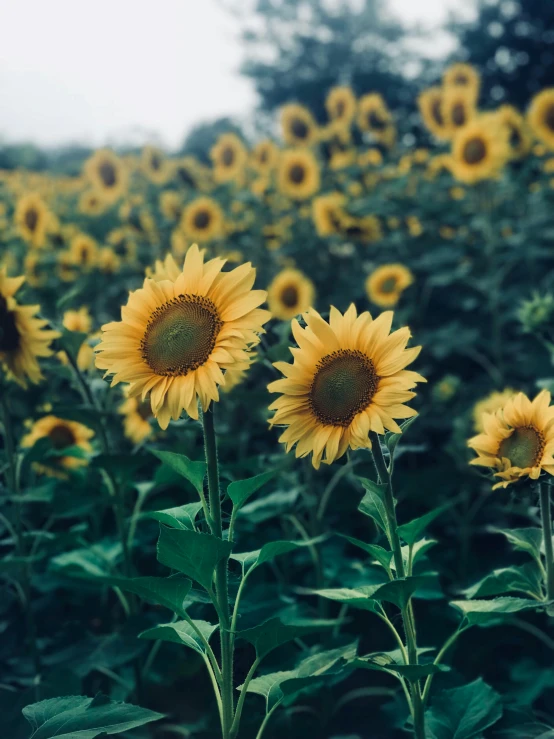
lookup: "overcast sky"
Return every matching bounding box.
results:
[0,0,472,150]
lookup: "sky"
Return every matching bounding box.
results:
[0,0,473,150]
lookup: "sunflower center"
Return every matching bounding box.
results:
[335,100,346,118]
[222,147,235,167]
[379,277,398,294]
[151,154,161,171]
[194,209,211,229]
[451,102,466,127]
[0,296,20,352]
[99,161,117,188]
[309,349,379,427]
[141,294,222,377]
[454,74,469,85]
[431,99,444,126]
[24,207,39,232]
[463,137,487,165]
[368,111,386,131]
[280,284,299,308]
[289,164,306,184]
[545,104,554,132]
[259,148,268,164]
[498,426,544,469]
[49,424,76,450]
[291,118,309,139]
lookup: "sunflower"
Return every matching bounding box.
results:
[251,139,280,174]
[95,244,270,429]
[0,269,60,386]
[326,86,357,128]
[468,390,554,489]
[280,104,319,147]
[365,264,414,308]
[79,190,107,216]
[342,214,383,243]
[14,193,50,248]
[495,105,532,159]
[174,157,200,188]
[142,146,171,184]
[69,234,98,271]
[312,192,347,236]
[57,252,78,283]
[443,63,480,102]
[358,148,383,167]
[160,191,182,220]
[357,94,395,145]
[98,247,121,274]
[180,197,224,243]
[119,391,154,445]
[418,88,448,140]
[451,116,509,184]
[211,133,248,184]
[107,228,137,264]
[24,252,46,288]
[268,305,425,469]
[267,269,316,321]
[63,307,92,334]
[84,149,127,202]
[472,388,517,433]
[442,87,476,136]
[528,89,554,150]
[277,149,321,200]
[21,415,94,478]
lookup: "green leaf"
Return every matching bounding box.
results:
[390,539,437,572]
[340,534,393,570]
[397,506,448,546]
[22,694,163,738]
[425,678,503,739]
[385,416,418,457]
[491,527,544,562]
[463,563,543,599]
[231,538,321,570]
[144,502,203,530]
[227,471,276,510]
[451,597,543,626]
[351,655,449,681]
[150,450,206,495]
[372,576,433,609]
[157,527,233,593]
[311,587,382,613]
[357,477,390,536]
[50,542,122,578]
[57,329,87,361]
[139,619,217,655]
[237,617,339,660]
[99,575,192,616]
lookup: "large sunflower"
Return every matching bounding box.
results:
[527,89,554,150]
[443,63,480,102]
[280,104,319,147]
[267,268,316,321]
[21,415,94,478]
[268,305,425,469]
[0,269,60,386]
[211,133,248,184]
[180,197,224,243]
[418,87,449,140]
[326,86,357,128]
[277,149,321,200]
[84,149,127,203]
[95,244,270,428]
[451,116,509,184]
[468,390,554,489]
[14,193,50,248]
[365,264,414,308]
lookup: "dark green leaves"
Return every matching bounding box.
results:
[462,563,543,599]
[228,471,275,510]
[22,694,163,738]
[491,527,544,563]
[157,527,232,593]
[231,538,320,571]
[140,620,217,655]
[398,506,448,546]
[311,587,382,613]
[425,678,503,739]
[57,329,87,362]
[451,597,543,626]
[144,502,203,530]
[372,576,434,609]
[150,450,206,495]
[352,653,449,681]
[100,575,192,616]
[357,477,390,536]
[237,617,339,660]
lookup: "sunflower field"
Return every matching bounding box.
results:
[4,61,554,739]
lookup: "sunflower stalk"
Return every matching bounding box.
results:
[539,481,554,600]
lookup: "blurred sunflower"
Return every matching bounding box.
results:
[57,252,78,283]
[528,89,554,150]
[119,391,154,445]
[468,390,554,489]
[418,88,449,140]
[63,307,92,334]
[142,146,171,184]
[472,388,517,432]
[24,252,46,288]
[268,305,425,468]
[15,193,50,248]
[180,197,224,243]
[95,244,270,428]
[159,191,182,220]
[79,190,106,216]
[442,87,476,136]
[211,133,248,184]
[312,192,347,236]
[251,139,280,174]
[278,149,321,200]
[451,116,509,184]
[267,268,316,320]
[365,264,413,308]
[97,248,121,275]
[496,105,532,159]
[21,415,94,478]
[174,157,200,188]
[0,268,60,386]
[69,234,98,271]
[281,104,318,147]
[357,94,395,145]
[443,63,480,102]
[326,86,357,128]
[84,149,127,202]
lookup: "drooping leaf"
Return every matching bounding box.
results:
[157,527,233,593]
[490,527,544,563]
[149,450,206,495]
[351,655,449,681]
[237,616,339,660]
[390,539,437,572]
[425,678,503,739]
[140,619,218,655]
[22,694,163,738]
[357,477,390,536]
[397,506,449,546]
[451,597,543,626]
[144,502,203,530]
[340,534,393,570]
[231,538,321,570]
[227,471,276,510]
[462,563,543,600]
[310,587,382,613]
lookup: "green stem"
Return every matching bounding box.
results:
[422,627,467,705]
[230,657,261,738]
[255,699,284,739]
[202,406,233,739]
[540,482,554,600]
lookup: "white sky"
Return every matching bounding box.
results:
[0,0,471,150]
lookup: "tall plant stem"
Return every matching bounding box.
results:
[540,482,554,600]
[202,406,233,739]
[369,432,424,739]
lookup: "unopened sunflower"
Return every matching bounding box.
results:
[468,390,554,489]
[180,197,224,243]
[268,305,425,469]
[281,104,318,147]
[451,116,509,184]
[84,149,127,203]
[418,87,450,140]
[326,86,357,128]
[15,193,50,248]
[278,149,321,200]
[95,244,270,429]
[365,264,413,308]
[527,89,554,150]
[267,269,316,321]
[21,415,94,478]
[211,133,248,184]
